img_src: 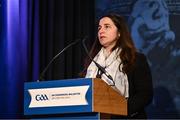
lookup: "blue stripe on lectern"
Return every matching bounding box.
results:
[24,78,93,115]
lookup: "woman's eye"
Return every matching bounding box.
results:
[105,25,110,29]
[98,25,111,31]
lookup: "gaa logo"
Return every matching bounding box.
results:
[35,94,49,101]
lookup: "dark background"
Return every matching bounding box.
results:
[38,0,95,80]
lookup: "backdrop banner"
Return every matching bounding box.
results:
[96,0,180,118]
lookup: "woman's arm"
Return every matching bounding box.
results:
[128,53,153,117]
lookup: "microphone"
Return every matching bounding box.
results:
[38,38,82,81]
[82,38,115,86]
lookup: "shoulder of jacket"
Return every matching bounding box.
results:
[135,52,147,60]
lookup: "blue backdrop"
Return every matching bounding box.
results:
[0,0,39,118]
[96,0,180,118]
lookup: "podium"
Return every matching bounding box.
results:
[24,78,127,119]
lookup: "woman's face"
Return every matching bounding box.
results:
[98,17,120,51]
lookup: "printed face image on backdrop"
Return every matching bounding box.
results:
[96,0,180,118]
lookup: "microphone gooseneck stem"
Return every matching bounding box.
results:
[82,38,115,86]
[39,38,81,81]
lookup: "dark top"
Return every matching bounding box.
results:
[112,53,153,119]
[127,53,153,118]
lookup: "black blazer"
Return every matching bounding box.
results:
[112,53,153,119]
[127,53,153,118]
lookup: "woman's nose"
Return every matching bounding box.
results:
[99,28,104,34]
